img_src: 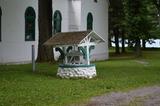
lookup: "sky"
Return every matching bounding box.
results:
[112,39,160,48]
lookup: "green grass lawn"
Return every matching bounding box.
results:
[0,49,160,106]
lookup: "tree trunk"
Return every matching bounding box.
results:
[113,27,120,54]
[121,30,125,53]
[142,39,146,49]
[135,38,141,57]
[128,39,133,48]
[108,35,112,47]
[37,0,54,62]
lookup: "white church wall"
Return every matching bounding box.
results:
[81,0,109,61]
[52,0,70,60]
[68,0,81,31]
[0,0,38,64]
[0,0,109,64]
[53,0,82,60]
[53,0,69,32]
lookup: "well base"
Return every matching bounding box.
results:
[57,64,96,79]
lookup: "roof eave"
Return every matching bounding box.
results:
[79,30,106,44]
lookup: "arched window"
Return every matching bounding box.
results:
[25,7,36,41]
[53,10,62,34]
[0,7,2,42]
[87,12,93,30]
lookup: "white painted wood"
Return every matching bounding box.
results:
[62,47,68,64]
[78,42,96,47]
[80,0,109,61]
[0,0,38,64]
[86,45,90,65]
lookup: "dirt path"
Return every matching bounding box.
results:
[84,86,160,106]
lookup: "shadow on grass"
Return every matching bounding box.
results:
[34,70,58,79]
[30,63,60,79]
[109,49,136,60]
[0,63,60,79]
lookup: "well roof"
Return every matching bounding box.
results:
[44,30,105,47]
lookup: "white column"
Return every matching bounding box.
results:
[86,45,90,65]
[63,47,68,64]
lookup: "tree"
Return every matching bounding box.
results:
[150,0,160,39]
[109,0,125,54]
[124,0,153,56]
[152,0,160,25]
[121,29,126,52]
[37,0,54,62]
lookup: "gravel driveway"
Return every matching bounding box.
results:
[84,86,160,106]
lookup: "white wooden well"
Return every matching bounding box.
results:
[44,31,105,79]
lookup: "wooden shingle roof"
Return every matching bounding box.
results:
[44,30,105,47]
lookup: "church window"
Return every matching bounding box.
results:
[87,12,93,30]
[25,7,36,41]
[53,10,62,34]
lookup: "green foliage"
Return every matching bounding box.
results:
[0,49,160,106]
[109,0,124,28]
[149,0,160,39]
[109,0,125,53]
[109,0,126,35]
[123,0,152,40]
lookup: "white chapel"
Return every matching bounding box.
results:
[0,0,109,64]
